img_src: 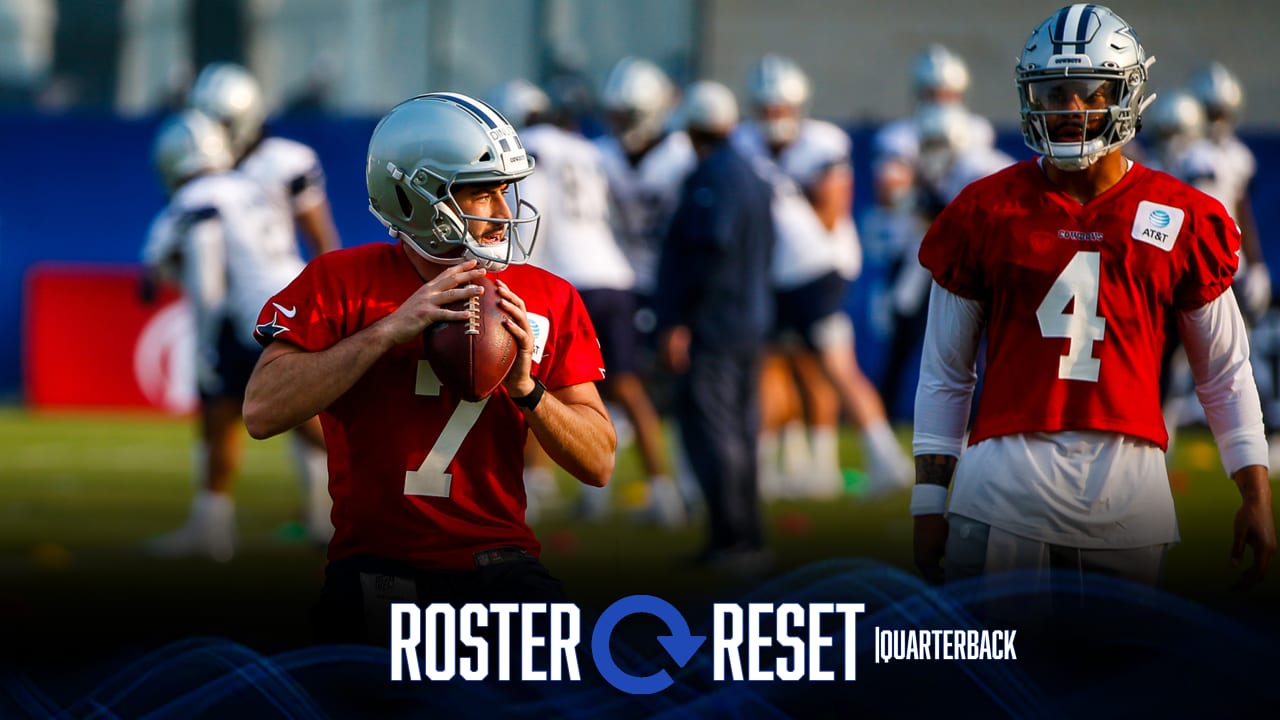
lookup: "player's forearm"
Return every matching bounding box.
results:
[523,389,616,487]
[243,323,396,439]
[910,454,956,518]
[1236,197,1264,266]
[296,201,341,255]
[916,454,957,488]
[1233,464,1271,506]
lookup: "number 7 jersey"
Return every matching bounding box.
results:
[254,241,605,569]
[919,159,1240,450]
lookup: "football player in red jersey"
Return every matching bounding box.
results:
[910,4,1274,596]
[242,92,615,642]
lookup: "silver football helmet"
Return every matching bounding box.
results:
[913,44,970,99]
[601,57,676,154]
[1015,4,1156,170]
[153,109,234,192]
[189,62,267,159]
[485,79,550,130]
[1187,61,1243,124]
[366,92,539,271]
[748,54,810,145]
[1144,89,1206,143]
[678,80,739,133]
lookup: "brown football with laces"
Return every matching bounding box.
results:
[422,274,516,402]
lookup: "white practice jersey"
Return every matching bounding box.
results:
[238,136,327,219]
[520,124,635,290]
[595,130,696,294]
[142,171,303,354]
[733,118,862,289]
[872,110,995,166]
[1178,134,1256,222]
[936,144,1016,206]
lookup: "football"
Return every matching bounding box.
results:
[422,274,516,402]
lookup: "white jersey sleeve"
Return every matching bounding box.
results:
[913,282,982,458]
[141,209,180,280]
[148,185,228,362]
[238,136,327,216]
[1177,289,1268,474]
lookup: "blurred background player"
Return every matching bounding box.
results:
[1179,63,1277,468]
[735,54,912,499]
[861,157,929,416]
[187,61,341,544]
[596,57,693,307]
[142,110,323,560]
[1142,89,1213,453]
[876,102,1015,411]
[1183,62,1269,321]
[657,80,775,572]
[593,56,701,515]
[1139,88,1207,175]
[872,44,996,170]
[488,79,685,527]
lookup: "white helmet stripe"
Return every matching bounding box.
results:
[1052,3,1096,54]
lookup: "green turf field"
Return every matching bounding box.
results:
[1,406,1276,665]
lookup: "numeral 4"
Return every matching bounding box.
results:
[1035,251,1106,382]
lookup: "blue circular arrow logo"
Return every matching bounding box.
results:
[590,595,705,694]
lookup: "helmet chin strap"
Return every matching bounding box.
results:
[369,202,507,270]
[431,199,511,271]
[1046,153,1097,171]
[397,225,511,271]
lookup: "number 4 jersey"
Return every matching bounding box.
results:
[254,241,604,569]
[919,159,1240,450]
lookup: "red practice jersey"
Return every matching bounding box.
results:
[919,159,1240,449]
[254,241,605,569]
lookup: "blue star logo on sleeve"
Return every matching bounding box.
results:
[255,311,291,338]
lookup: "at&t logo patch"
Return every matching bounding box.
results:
[1130,200,1185,251]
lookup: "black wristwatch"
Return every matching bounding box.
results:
[511,378,546,410]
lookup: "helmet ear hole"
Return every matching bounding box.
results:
[395,185,414,219]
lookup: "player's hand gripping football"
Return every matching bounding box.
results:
[382,260,488,346]
[492,277,538,399]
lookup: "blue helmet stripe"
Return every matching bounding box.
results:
[429,92,522,154]
[1074,4,1096,53]
[434,92,500,129]
[1052,6,1071,54]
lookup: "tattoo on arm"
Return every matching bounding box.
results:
[916,454,957,488]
